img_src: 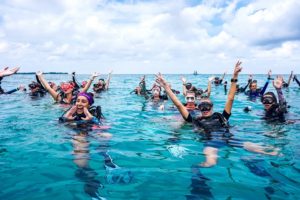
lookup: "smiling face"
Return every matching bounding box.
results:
[198,99,213,117]
[75,95,90,114]
[250,82,257,92]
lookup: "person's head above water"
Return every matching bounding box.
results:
[75,92,94,114]
[261,92,277,111]
[151,84,161,97]
[60,82,74,94]
[28,81,41,92]
[198,98,214,117]
[249,80,258,92]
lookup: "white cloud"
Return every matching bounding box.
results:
[0,0,299,73]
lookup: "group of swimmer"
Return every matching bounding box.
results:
[1,62,299,168]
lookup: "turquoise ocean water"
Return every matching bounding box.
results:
[1,74,300,199]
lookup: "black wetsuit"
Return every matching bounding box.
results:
[264,103,287,122]
[185,111,243,148]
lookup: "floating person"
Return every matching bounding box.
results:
[155,61,278,167]
[93,70,113,93]
[36,71,98,104]
[0,67,25,95]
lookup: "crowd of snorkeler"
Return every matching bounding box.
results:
[1,63,299,167]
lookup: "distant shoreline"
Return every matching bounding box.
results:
[17,72,68,74]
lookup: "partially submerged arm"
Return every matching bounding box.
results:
[224,61,242,115]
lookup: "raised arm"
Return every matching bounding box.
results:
[287,71,293,86]
[207,76,214,98]
[36,71,60,101]
[81,72,99,92]
[156,73,189,120]
[181,77,187,96]
[260,70,272,96]
[0,67,20,77]
[273,76,286,105]
[224,61,242,115]
[72,72,80,90]
[220,71,226,83]
[105,70,113,90]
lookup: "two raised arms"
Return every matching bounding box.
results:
[155,61,242,120]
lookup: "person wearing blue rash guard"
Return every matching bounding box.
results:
[244,70,272,98]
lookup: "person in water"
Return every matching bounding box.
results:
[60,92,101,125]
[181,77,197,96]
[244,70,272,98]
[184,91,197,111]
[282,71,293,88]
[213,71,226,86]
[261,76,288,122]
[156,61,278,167]
[93,70,113,93]
[36,71,98,104]
[0,67,25,94]
[131,75,151,96]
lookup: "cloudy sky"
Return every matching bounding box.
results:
[0,0,299,74]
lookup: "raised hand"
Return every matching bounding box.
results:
[155,73,168,88]
[233,61,242,77]
[36,71,43,76]
[181,77,186,84]
[82,107,93,121]
[268,70,272,78]
[273,76,283,89]
[64,106,77,120]
[208,76,215,82]
[90,72,100,80]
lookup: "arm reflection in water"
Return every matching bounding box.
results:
[72,131,133,199]
[73,131,105,199]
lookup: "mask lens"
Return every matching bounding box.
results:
[262,97,274,104]
[185,96,195,102]
[199,102,213,112]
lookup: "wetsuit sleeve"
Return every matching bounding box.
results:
[240,80,251,93]
[185,113,193,122]
[140,80,149,99]
[260,80,270,96]
[222,110,231,120]
[294,76,300,87]
[36,75,46,90]
[276,88,287,113]
[5,88,18,94]
[72,74,80,90]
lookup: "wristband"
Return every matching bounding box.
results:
[231,78,238,83]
